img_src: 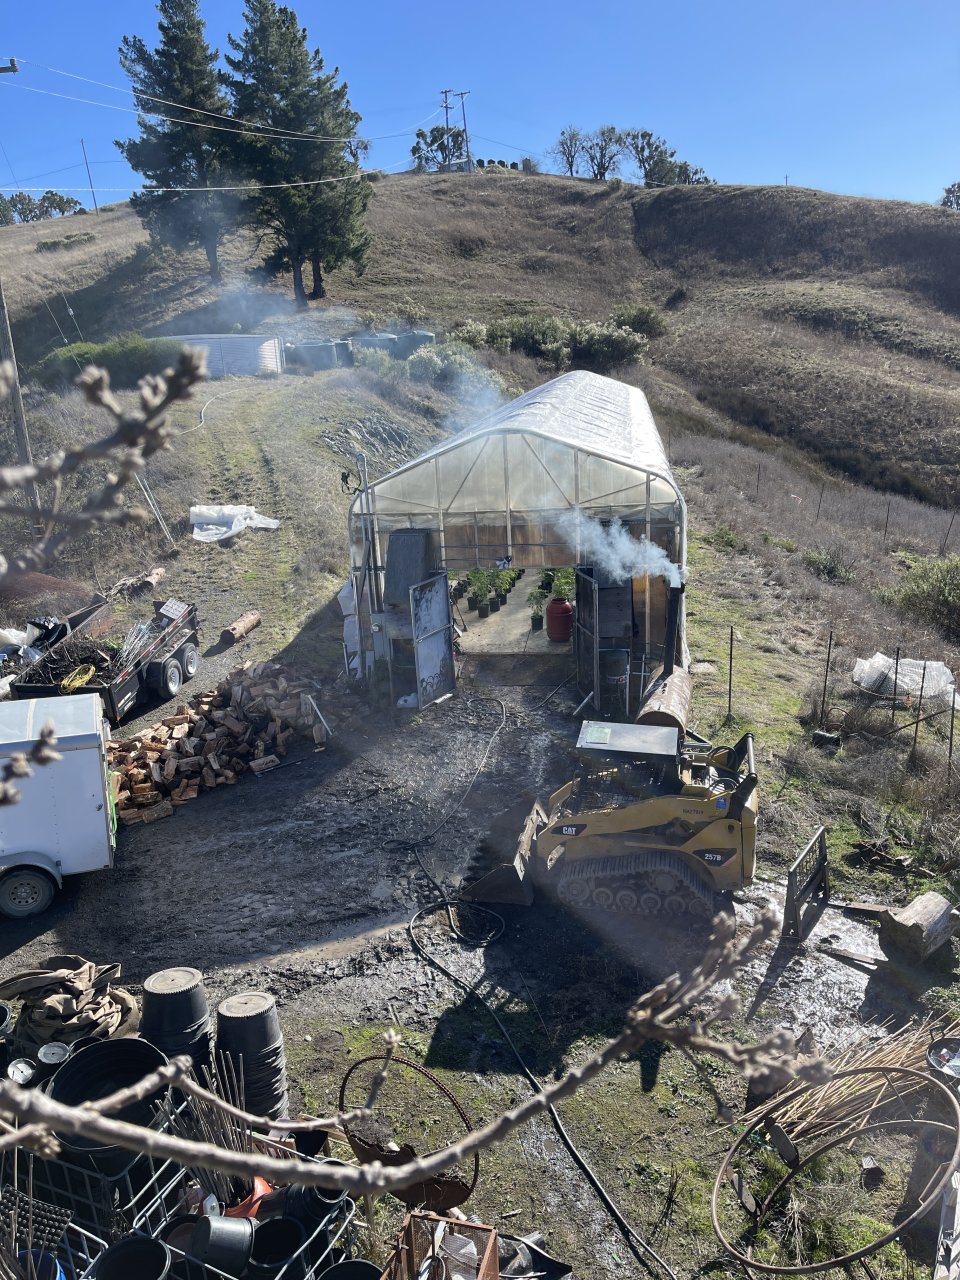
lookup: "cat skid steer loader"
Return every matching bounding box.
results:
[463,589,759,918]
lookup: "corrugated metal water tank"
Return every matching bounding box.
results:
[353,332,399,354]
[167,334,283,379]
[296,341,338,370]
[396,330,436,358]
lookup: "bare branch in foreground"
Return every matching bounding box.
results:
[0,912,829,1195]
[0,348,205,583]
[0,722,60,806]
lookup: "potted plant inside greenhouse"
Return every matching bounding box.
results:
[494,570,511,605]
[546,568,575,642]
[466,569,489,612]
[528,588,547,632]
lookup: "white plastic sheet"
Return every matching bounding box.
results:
[853,652,959,713]
[189,504,280,542]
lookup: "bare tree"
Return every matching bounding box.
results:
[550,125,585,177]
[582,126,623,181]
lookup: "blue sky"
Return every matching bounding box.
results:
[0,0,957,206]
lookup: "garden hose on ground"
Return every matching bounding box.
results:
[390,694,679,1280]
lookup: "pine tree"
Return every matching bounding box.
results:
[223,0,370,305]
[118,0,235,282]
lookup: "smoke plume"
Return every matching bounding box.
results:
[555,509,684,588]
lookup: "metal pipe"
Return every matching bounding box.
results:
[819,630,833,729]
[662,585,683,678]
[573,690,594,717]
[911,660,927,760]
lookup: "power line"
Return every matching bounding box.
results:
[18,57,443,146]
[0,162,407,195]
[3,76,442,147]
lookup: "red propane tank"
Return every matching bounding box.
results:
[545,596,574,643]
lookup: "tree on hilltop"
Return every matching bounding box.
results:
[620,129,715,187]
[582,126,623,181]
[411,124,467,172]
[118,0,236,282]
[941,182,960,211]
[223,0,371,305]
[550,126,585,177]
[6,191,82,222]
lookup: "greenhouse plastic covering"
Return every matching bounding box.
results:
[358,371,683,527]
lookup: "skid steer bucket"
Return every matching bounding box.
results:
[461,799,547,906]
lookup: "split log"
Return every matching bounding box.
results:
[141,800,174,824]
[221,611,261,646]
[881,891,960,961]
[248,755,280,774]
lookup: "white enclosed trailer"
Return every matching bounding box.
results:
[0,693,114,917]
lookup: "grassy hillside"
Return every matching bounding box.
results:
[3,172,960,502]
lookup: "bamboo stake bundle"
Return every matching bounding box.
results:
[742,1016,960,1144]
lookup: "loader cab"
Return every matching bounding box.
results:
[572,722,683,807]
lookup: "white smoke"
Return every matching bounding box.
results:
[555,508,685,588]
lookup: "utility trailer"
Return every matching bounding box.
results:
[0,693,114,917]
[12,599,200,724]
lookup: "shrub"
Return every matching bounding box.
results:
[485,314,569,361]
[448,228,488,257]
[801,545,857,584]
[879,555,960,641]
[407,341,504,397]
[353,347,395,377]
[407,345,444,384]
[565,321,647,373]
[32,334,187,390]
[451,319,488,349]
[610,302,667,339]
[36,231,95,253]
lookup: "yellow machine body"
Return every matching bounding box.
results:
[464,719,758,916]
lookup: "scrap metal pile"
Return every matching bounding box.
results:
[18,630,119,688]
[109,660,329,825]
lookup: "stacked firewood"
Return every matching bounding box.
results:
[109,660,329,826]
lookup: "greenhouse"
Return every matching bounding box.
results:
[346,370,687,710]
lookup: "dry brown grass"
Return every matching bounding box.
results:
[4,171,960,506]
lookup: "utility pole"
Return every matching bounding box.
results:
[0,277,41,522]
[0,59,18,76]
[440,89,452,172]
[454,90,472,172]
[80,139,99,216]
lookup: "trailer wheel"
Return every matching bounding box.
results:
[179,643,200,680]
[0,869,56,918]
[160,658,183,699]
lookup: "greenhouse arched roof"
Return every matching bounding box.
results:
[358,370,683,525]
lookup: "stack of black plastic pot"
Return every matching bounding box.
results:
[140,966,212,1073]
[216,992,289,1121]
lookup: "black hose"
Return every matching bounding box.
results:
[409,905,679,1280]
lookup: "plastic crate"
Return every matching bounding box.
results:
[7,1102,190,1240]
[131,1135,359,1280]
[381,1213,500,1280]
[0,1190,107,1280]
